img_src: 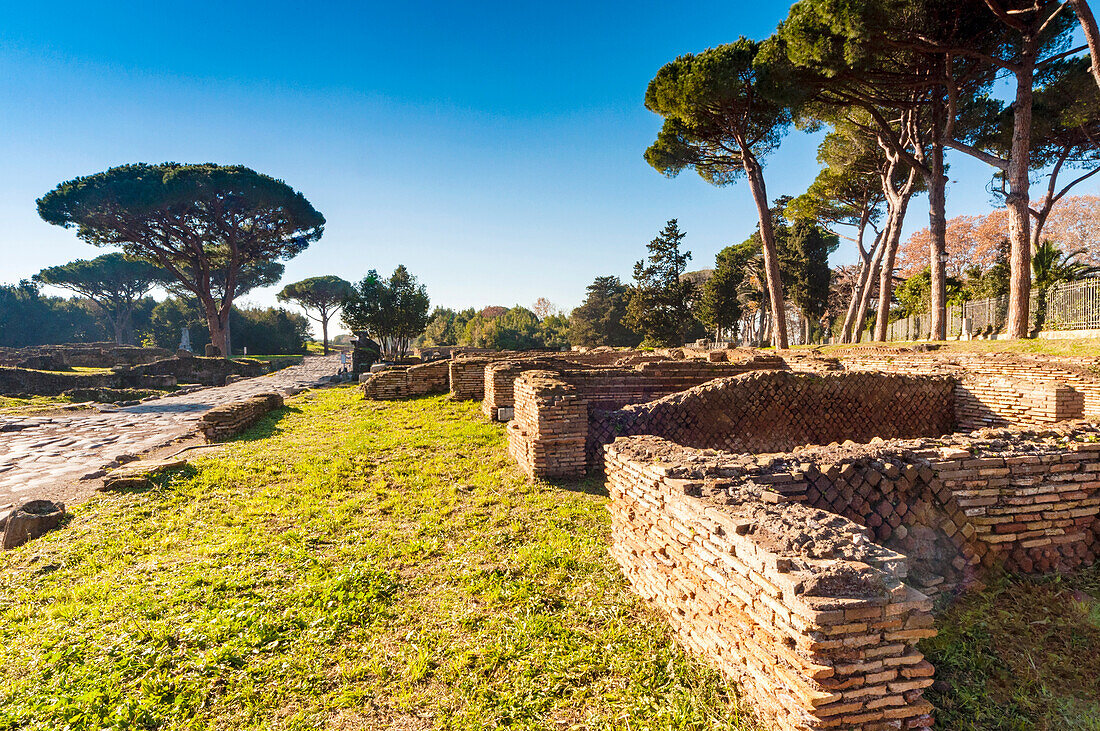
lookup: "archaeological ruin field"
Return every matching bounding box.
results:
[3,342,1095,730]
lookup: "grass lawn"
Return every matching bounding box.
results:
[0,394,78,413]
[0,389,755,731]
[814,339,1100,358]
[244,354,306,372]
[2,388,1097,730]
[921,570,1100,731]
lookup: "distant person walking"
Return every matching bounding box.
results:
[818,312,833,345]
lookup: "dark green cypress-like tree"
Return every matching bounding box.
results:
[625,220,695,347]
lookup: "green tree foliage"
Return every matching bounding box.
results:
[277,275,354,355]
[146,297,308,355]
[732,201,838,342]
[782,216,840,326]
[895,268,966,318]
[625,220,695,347]
[342,266,430,360]
[33,253,164,345]
[644,40,798,348]
[698,244,756,341]
[569,276,638,347]
[230,307,310,355]
[961,240,1011,302]
[0,280,106,347]
[37,163,324,355]
[148,297,209,352]
[536,313,571,351]
[421,307,478,347]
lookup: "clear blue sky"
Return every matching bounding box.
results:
[2,0,1094,325]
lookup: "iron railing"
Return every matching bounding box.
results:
[1045,278,1100,331]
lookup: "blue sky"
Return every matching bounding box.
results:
[2,1,1095,325]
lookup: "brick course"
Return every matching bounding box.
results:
[606,425,1100,730]
[199,392,284,441]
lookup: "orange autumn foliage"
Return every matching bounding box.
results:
[897,195,1100,276]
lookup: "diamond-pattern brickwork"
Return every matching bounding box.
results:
[589,371,956,470]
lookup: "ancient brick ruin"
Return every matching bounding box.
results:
[356,344,1100,729]
[200,392,284,442]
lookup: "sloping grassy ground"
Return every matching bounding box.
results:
[0,389,756,731]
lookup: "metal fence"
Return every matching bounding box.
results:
[1045,278,1100,331]
[871,288,1058,342]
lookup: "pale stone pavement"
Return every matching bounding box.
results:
[0,355,343,509]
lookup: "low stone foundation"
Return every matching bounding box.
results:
[199,392,284,442]
[0,343,172,369]
[360,360,450,399]
[0,366,175,397]
[131,355,266,386]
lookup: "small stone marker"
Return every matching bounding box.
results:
[2,499,66,550]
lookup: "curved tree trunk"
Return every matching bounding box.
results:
[841,250,872,343]
[1071,0,1100,92]
[743,158,789,349]
[875,176,916,341]
[853,239,887,343]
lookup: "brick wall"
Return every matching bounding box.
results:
[508,368,955,479]
[507,360,791,478]
[605,426,1100,730]
[597,371,955,458]
[483,358,572,418]
[506,371,587,478]
[199,392,284,442]
[835,351,1100,427]
[361,360,450,400]
[606,437,937,731]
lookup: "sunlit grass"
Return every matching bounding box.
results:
[0,388,756,731]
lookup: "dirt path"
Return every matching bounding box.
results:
[0,355,343,510]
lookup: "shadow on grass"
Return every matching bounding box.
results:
[545,471,609,497]
[228,406,303,443]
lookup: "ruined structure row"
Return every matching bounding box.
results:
[356,344,1100,730]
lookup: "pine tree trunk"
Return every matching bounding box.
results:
[841,249,872,343]
[1006,63,1035,340]
[322,317,329,355]
[853,242,886,343]
[927,136,948,341]
[874,186,913,341]
[202,298,230,357]
[744,158,789,349]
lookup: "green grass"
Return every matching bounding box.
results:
[243,355,305,372]
[812,339,1100,358]
[0,389,756,731]
[921,569,1100,730]
[0,393,78,413]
